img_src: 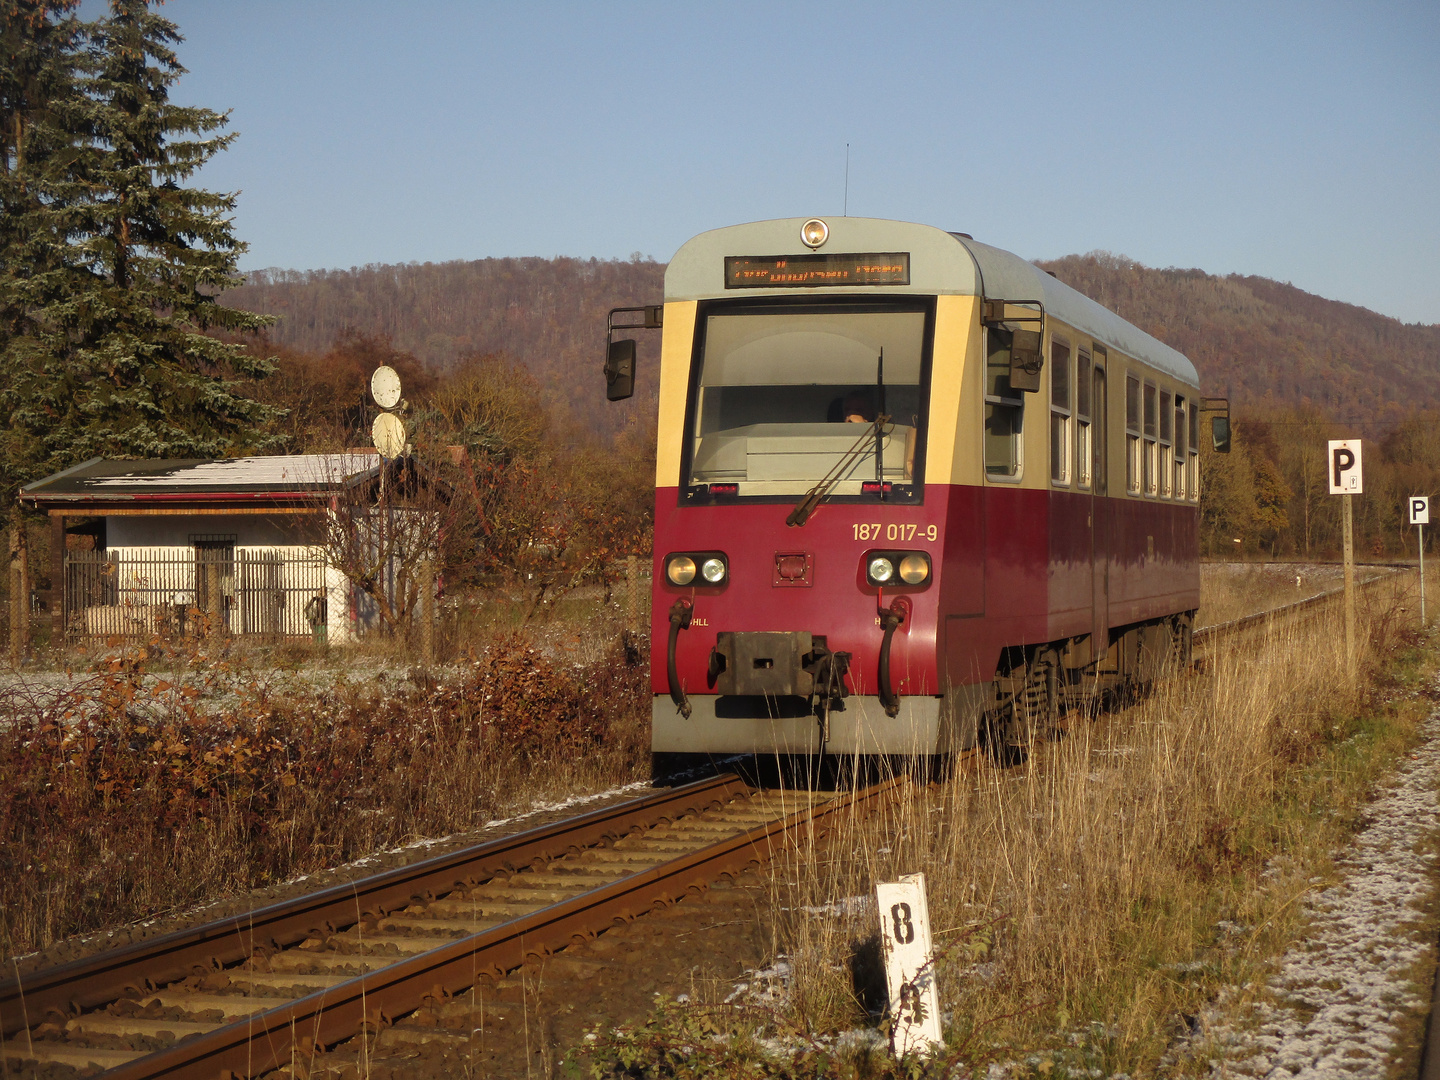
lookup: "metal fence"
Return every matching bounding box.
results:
[65,548,330,642]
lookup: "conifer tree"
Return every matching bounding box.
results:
[0,0,87,504]
[0,0,278,510]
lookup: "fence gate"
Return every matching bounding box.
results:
[65,549,329,643]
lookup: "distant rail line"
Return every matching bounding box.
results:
[1193,566,1398,665]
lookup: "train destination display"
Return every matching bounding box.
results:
[724,252,910,288]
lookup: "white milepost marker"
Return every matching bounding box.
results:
[1329,441,1363,668]
[1410,496,1430,628]
[876,873,943,1057]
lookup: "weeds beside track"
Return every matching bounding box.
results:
[0,633,651,969]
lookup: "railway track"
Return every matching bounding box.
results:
[0,566,1410,1078]
[0,772,901,1078]
[1192,565,1399,662]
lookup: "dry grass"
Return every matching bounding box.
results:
[736,578,1430,1076]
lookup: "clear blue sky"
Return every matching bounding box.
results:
[156,0,1439,325]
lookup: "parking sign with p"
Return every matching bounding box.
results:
[1410,497,1430,525]
[1328,440,1363,494]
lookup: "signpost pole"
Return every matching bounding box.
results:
[1407,496,1429,629]
[1420,521,1426,629]
[1329,440,1362,673]
[370,365,407,640]
[1342,492,1355,670]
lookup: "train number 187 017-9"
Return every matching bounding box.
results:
[853,522,938,542]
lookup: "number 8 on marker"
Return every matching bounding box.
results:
[891,903,915,944]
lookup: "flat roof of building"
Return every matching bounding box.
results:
[20,454,383,509]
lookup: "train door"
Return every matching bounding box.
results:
[1090,361,1109,653]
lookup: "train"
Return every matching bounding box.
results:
[603,217,1225,769]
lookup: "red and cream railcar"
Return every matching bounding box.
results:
[607,217,1203,763]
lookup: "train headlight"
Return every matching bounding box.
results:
[865,551,931,587]
[666,555,697,586]
[898,554,930,585]
[867,556,895,584]
[800,218,829,248]
[665,552,727,587]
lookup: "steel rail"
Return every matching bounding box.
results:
[93,774,903,1080]
[0,771,751,1039]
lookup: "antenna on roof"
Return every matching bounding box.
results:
[370,366,407,459]
[843,143,850,217]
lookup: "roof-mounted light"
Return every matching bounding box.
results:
[800,218,829,249]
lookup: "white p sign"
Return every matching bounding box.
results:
[1410,497,1430,526]
[1328,440,1363,495]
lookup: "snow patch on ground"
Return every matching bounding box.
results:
[1181,707,1440,1077]
[727,957,794,1007]
[794,895,876,919]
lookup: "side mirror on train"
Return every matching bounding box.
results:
[1008,327,1044,393]
[1211,415,1231,454]
[605,339,636,401]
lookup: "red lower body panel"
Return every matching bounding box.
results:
[650,484,1198,754]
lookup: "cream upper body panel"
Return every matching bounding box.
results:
[665,218,980,301]
[655,301,697,486]
[664,217,1198,389]
[656,219,1199,491]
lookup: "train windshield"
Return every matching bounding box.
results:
[687,304,929,497]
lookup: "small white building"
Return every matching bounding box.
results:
[20,455,390,644]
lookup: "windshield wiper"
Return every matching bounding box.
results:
[874,349,887,498]
[786,414,890,528]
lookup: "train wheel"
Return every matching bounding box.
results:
[1174,614,1194,670]
[982,647,1059,763]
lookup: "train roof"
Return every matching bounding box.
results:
[665,217,1199,387]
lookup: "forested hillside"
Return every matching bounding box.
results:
[223,258,666,436]
[1037,253,1440,424]
[222,250,1440,432]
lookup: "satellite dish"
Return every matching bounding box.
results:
[371,365,402,409]
[372,412,407,458]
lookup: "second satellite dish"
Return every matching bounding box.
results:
[371,365,402,409]
[372,412,407,458]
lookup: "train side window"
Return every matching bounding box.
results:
[1174,395,1187,498]
[1188,401,1200,500]
[1159,389,1173,498]
[1125,375,1141,494]
[1075,350,1092,489]
[1092,366,1107,495]
[1143,381,1158,497]
[984,327,1024,479]
[1049,338,1071,485]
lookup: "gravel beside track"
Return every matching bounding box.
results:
[1180,697,1440,1076]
